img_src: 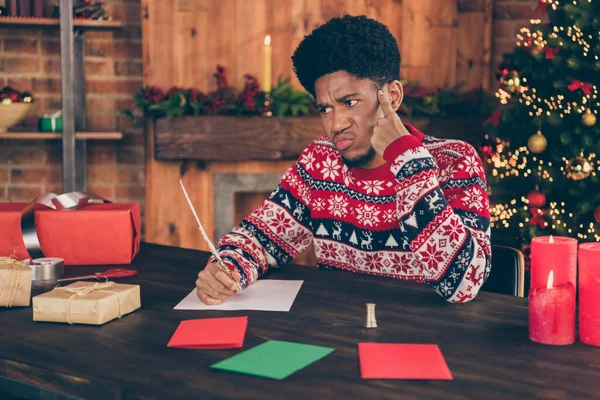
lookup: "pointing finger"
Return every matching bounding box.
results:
[377,84,395,118]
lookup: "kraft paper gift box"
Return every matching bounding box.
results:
[0,202,141,265]
[0,257,32,307]
[33,281,141,325]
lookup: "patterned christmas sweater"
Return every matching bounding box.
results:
[211,124,491,303]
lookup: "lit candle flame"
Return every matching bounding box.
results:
[547,270,554,289]
[549,235,554,243]
[264,35,271,46]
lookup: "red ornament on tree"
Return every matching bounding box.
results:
[527,189,546,208]
[594,205,600,223]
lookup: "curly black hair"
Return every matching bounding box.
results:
[291,15,401,97]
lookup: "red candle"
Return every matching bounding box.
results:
[579,243,600,346]
[531,236,577,289]
[529,271,575,345]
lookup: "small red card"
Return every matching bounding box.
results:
[167,317,248,349]
[358,343,453,380]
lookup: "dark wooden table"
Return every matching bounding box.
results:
[1,243,598,400]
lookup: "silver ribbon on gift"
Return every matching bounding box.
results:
[21,192,109,259]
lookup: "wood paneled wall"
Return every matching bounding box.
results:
[142,0,493,91]
[141,0,493,264]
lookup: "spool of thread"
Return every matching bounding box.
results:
[23,257,65,281]
[365,303,377,328]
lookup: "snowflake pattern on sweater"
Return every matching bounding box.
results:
[210,124,491,303]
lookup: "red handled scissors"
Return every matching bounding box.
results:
[56,268,137,282]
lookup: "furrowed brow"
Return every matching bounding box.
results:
[316,92,361,109]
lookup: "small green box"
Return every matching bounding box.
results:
[38,116,63,132]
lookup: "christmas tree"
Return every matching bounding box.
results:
[484,0,600,253]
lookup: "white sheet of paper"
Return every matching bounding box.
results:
[174,280,304,312]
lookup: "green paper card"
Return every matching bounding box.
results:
[211,340,335,380]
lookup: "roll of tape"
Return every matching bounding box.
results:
[26,257,65,281]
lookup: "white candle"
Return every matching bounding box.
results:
[263,35,272,93]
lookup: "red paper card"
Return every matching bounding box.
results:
[167,317,248,349]
[358,343,453,380]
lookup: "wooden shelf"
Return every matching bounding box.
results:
[0,17,122,30]
[0,132,123,140]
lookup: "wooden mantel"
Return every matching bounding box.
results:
[151,115,484,162]
[153,116,323,162]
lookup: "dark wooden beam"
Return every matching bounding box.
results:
[152,115,485,162]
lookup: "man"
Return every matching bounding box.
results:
[196,15,491,305]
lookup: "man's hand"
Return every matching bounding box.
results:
[196,262,242,305]
[372,84,409,155]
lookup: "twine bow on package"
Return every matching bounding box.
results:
[32,281,141,325]
[0,257,32,308]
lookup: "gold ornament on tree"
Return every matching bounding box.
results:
[528,130,547,153]
[565,153,592,181]
[582,109,597,127]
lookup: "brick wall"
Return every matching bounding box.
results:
[0,0,144,212]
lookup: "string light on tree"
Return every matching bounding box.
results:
[489,146,554,182]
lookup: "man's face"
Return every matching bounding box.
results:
[314,71,385,169]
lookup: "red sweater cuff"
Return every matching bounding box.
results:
[383,135,423,162]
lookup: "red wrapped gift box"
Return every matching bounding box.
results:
[0,202,141,265]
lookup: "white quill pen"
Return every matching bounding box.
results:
[179,180,241,292]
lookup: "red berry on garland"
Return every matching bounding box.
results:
[527,189,546,208]
[188,88,206,103]
[166,86,185,97]
[214,65,228,89]
[237,74,260,113]
[594,205,600,223]
[144,86,165,103]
